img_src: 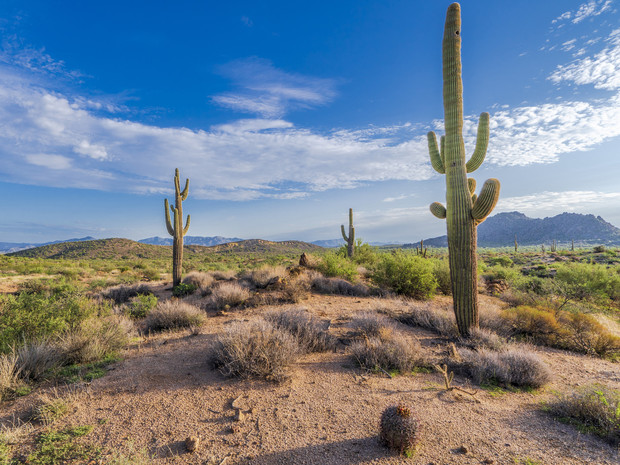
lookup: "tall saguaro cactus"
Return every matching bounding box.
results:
[341,208,355,258]
[427,3,500,336]
[165,168,190,287]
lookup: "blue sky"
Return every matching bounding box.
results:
[1,0,620,243]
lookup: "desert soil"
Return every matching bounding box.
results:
[1,292,618,465]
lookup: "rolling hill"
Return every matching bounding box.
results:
[7,238,323,260]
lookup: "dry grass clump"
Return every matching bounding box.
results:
[265,308,335,353]
[208,282,250,310]
[350,332,424,374]
[60,315,135,364]
[29,389,80,424]
[182,271,215,290]
[311,276,370,297]
[15,339,61,380]
[143,300,205,332]
[0,353,22,402]
[457,345,552,388]
[462,327,507,351]
[211,270,237,281]
[102,283,152,304]
[350,312,396,340]
[547,384,620,445]
[210,319,300,382]
[281,274,311,303]
[241,266,287,288]
[396,302,458,337]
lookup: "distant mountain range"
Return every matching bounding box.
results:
[3,212,619,254]
[139,236,243,246]
[409,212,620,248]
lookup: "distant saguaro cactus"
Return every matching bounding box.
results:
[514,234,518,253]
[341,208,355,258]
[165,168,190,287]
[427,3,500,336]
[416,239,428,258]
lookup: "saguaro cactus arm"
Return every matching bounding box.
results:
[183,215,191,235]
[164,199,174,236]
[427,132,445,174]
[430,202,447,219]
[466,113,490,173]
[341,224,349,242]
[471,178,500,221]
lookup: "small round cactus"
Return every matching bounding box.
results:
[380,404,421,456]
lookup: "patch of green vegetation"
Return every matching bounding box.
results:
[371,251,437,299]
[513,457,544,465]
[172,282,197,297]
[0,441,12,465]
[54,355,120,384]
[28,426,99,465]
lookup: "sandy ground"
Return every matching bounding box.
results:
[1,293,619,465]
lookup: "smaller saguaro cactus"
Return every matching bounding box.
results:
[341,208,355,258]
[541,244,546,254]
[551,239,557,253]
[514,234,518,253]
[165,168,190,287]
[416,239,428,258]
[571,239,575,252]
[380,404,421,456]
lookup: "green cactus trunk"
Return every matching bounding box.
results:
[341,208,355,258]
[165,168,190,287]
[428,3,500,336]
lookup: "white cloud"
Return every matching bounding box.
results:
[25,153,72,170]
[497,191,620,214]
[549,28,620,90]
[211,57,337,117]
[552,0,613,25]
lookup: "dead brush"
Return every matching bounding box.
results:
[15,339,61,380]
[182,271,215,291]
[240,266,287,289]
[350,331,425,376]
[29,387,82,425]
[350,311,396,340]
[209,319,300,382]
[396,302,458,337]
[0,353,22,402]
[547,384,620,445]
[456,345,552,389]
[264,308,336,353]
[143,300,206,332]
[208,282,250,310]
[311,276,370,297]
[101,283,152,304]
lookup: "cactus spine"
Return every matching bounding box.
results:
[427,3,500,336]
[165,168,190,287]
[341,208,355,258]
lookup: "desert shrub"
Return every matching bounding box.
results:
[126,294,158,319]
[482,265,520,283]
[380,404,421,457]
[208,282,250,310]
[488,256,514,267]
[101,283,152,304]
[241,266,286,288]
[281,274,311,303]
[172,282,197,297]
[30,392,74,424]
[371,251,437,299]
[0,353,22,402]
[396,303,458,337]
[182,271,215,289]
[351,312,396,340]
[265,308,335,353]
[143,301,205,333]
[141,268,160,281]
[311,276,370,296]
[548,384,619,445]
[350,332,424,374]
[593,245,607,253]
[210,319,300,382]
[15,340,61,381]
[557,312,620,358]
[60,315,134,364]
[0,288,102,353]
[211,270,237,281]
[316,251,358,281]
[431,259,451,295]
[499,306,561,344]
[554,262,617,303]
[464,327,506,351]
[458,346,551,388]
[351,241,379,267]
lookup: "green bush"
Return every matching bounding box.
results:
[126,294,158,319]
[371,251,437,300]
[431,258,451,295]
[172,283,197,297]
[316,251,358,281]
[555,263,618,303]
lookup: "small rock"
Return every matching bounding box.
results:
[185,436,199,453]
[457,445,468,454]
[483,459,495,464]
[235,409,247,422]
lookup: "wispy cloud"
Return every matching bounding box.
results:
[211,58,337,117]
[549,28,620,90]
[497,190,620,212]
[552,0,613,25]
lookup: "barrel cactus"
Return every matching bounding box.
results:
[164,168,190,287]
[379,404,421,456]
[427,3,500,336]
